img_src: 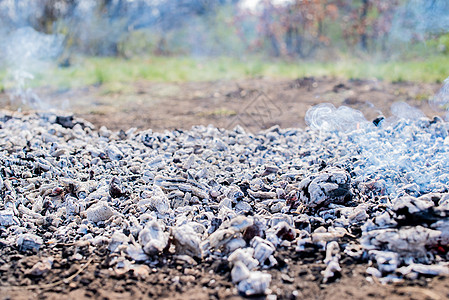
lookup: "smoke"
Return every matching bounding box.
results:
[389,0,449,44]
[0,1,246,59]
[390,101,426,120]
[1,27,63,109]
[305,101,448,199]
[305,100,432,134]
[348,116,448,199]
[305,103,369,133]
[430,77,449,120]
[53,0,243,57]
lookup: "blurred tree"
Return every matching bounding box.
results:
[34,0,77,33]
[0,0,240,56]
[1,0,448,58]
[340,0,400,53]
[253,0,339,58]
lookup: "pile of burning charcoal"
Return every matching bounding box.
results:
[1,104,449,295]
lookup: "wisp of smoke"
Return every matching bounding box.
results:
[305,103,368,133]
[390,101,425,120]
[1,27,63,110]
[430,77,449,120]
[306,100,448,199]
[389,0,449,43]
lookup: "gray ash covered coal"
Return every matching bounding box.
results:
[1,105,449,295]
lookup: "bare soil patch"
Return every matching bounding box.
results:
[2,241,449,300]
[0,77,444,132]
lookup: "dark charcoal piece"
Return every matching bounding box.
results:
[0,114,12,123]
[274,253,288,270]
[394,207,447,227]
[256,145,267,151]
[294,216,311,231]
[243,222,265,242]
[391,195,449,227]
[142,134,155,147]
[208,217,222,235]
[276,224,296,241]
[210,259,230,275]
[373,116,385,127]
[55,115,74,128]
[109,176,125,198]
[430,116,443,124]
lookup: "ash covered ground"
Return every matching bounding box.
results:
[1,78,449,300]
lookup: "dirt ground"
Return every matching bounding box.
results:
[2,242,449,300]
[0,76,445,132]
[1,77,449,300]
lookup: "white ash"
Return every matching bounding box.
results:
[171,224,203,258]
[86,201,116,223]
[138,220,169,255]
[231,260,251,283]
[297,167,352,209]
[108,231,129,252]
[251,236,275,266]
[0,209,19,226]
[16,233,43,252]
[237,271,272,296]
[322,241,341,283]
[1,108,449,294]
[228,248,259,271]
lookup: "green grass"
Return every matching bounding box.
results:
[0,55,448,91]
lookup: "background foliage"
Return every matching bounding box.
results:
[1,0,448,60]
